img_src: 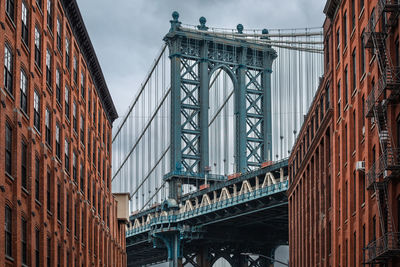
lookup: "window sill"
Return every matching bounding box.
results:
[352,150,356,158]
[34,63,42,77]
[21,40,31,56]
[33,126,41,137]
[344,103,349,112]
[20,109,30,121]
[336,116,342,125]
[35,199,42,207]
[47,210,53,217]
[5,255,14,263]
[360,72,366,83]
[5,171,14,182]
[352,211,356,217]
[5,13,16,31]
[343,45,348,56]
[359,7,365,20]
[350,27,356,40]
[369,54,376,65]
[361,202,365,208]
[21,187,30,196]
[351,88,358,98]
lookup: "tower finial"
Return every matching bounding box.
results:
[170,11,181,32]
[237,24,244,34]
[197,16,208,31]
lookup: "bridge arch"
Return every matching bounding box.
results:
[211,255,234,267]
[208,67,236,175]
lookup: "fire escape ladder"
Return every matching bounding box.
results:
[363,2,400,264]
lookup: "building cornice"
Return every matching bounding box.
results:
[323,0,342,20]
[61,0,118,123]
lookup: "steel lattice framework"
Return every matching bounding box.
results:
[166,13,276,180]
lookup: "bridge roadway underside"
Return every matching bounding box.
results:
[127,191,288,266]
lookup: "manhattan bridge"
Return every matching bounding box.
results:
[112,12,324,266]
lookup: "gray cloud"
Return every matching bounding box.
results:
[76,0,325,126]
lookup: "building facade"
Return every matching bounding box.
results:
[0,0,126,266]
[289,0,400,266]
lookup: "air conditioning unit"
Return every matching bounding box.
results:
[356,161,365,171]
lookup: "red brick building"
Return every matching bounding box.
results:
[289,0,400,266]
[0,0,126,266]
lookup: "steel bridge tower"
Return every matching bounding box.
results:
[160,12,277,266]
[165,11,276,197]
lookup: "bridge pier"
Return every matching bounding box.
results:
[153,231,183,267]
[195,247,211,267]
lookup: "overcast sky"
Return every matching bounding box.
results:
[76,0,326,127]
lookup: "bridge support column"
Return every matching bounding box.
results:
[154,232,183,267]
[196,247,211,267]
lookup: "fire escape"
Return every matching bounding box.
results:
[364,0,400,264]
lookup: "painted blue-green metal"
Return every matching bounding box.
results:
[164,11,277,191]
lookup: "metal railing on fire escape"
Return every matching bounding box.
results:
[363,0,400,264]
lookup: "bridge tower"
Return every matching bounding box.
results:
[159,12,277,266]
[165,12,277,198]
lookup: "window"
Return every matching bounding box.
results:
[88,131,91,159]
[35,27,41,67]
[360,170,365,204]
[5,205,12,257]
[81,71,85,98]
[35,228,40,266]
[361,30,365,74]
[34,90,41,131]
[73,101,77,131]
[4,44,13,95]
[74,203,78,238]
[336,28,340,64]
[5,122,12,175]
[57,17,62,51]
[345,181,348,219]
[57,244,61,267]
[21,141,27,189]
[98,109,101,130]
[92,182,96,208]
[344,65,348,105]
[56,123,61,159]
[65,37,70,70]
[352,49,356,92]
[45,108,51,146]
[21,1,29,45]
[98,147,101,171]
[80,115,85,144]
[20,69,28,113]
[353,171,356,213]
[351,0,355,30]
[6,0,15,21]
[65,85,70,119]
[21,217,27,264]
[337,80,341,118]
[396,38,399,67]
[80,162,84,193]
[47,0,53,31]
[344,124,348,161]
[36,0,42,10]
[47,170,51,212]
[362,95,365,129]
[87,171,91,200]
[35,157,40,200]
[397,196,400,232]
[343,12,347,47]
[372,216,376,241]
[73,152,77,182]
[46,49,52,87]
[397,116,400,147]
[57,183,61,221]
[65,139,70,173]
[56,68,61,103]
[47,237,51,267]
[66,192,70,230]
[73,56,78,84]
[88,89,91,113]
